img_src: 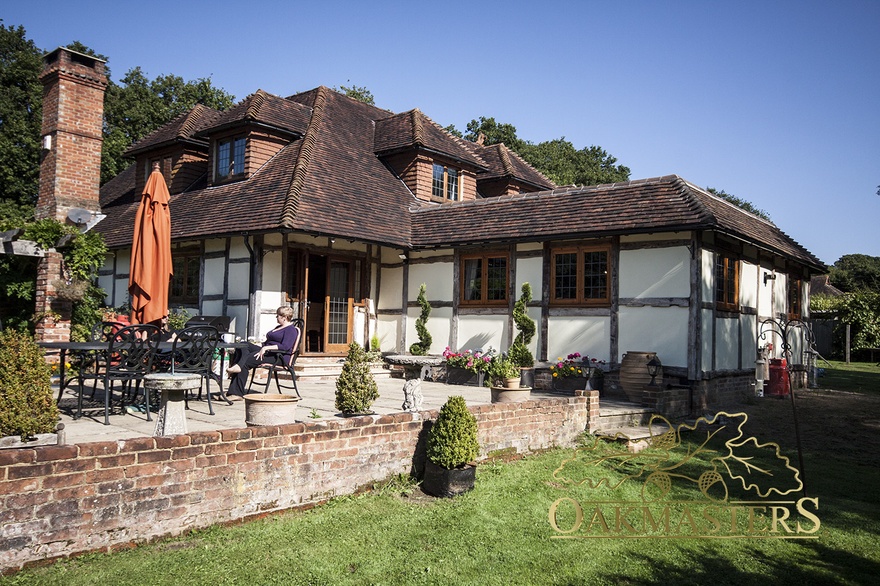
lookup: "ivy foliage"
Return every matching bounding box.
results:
[509,282,536,367]
[335,341,379,415]
[427,395,479,469]
[0,218,107,332]
[409,283,432,356]
[0,329,59,440]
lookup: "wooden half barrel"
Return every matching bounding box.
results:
[619,351,660,403]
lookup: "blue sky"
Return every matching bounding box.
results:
[5,0,878,266]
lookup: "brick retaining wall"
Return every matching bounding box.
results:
[0,395,592,572]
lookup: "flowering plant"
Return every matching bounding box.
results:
[550,353,606,378]
[443,347,495,374]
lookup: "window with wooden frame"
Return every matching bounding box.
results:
[787,276,802,319]
[714,252,739,311]
[550,244,611,306]
[215,136,246,181]
[170,251,200,304]
[432,163,460,201]
[460,252,508,305]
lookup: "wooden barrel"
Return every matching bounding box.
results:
[619,351,660,403]
[244,393,299,427]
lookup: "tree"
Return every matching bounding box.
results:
[459,116,630,187]
[706,187,771,221]
[335,83,374,105]
[0,23,43,223]
[829,254,880,293]
[409,283,432,355]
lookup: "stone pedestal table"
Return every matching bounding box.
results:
[145,373,201,436]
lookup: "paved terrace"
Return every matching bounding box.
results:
[53,376,573,445]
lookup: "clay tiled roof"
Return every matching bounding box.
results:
[194,89,311,138]
[98,89,822,272]
[98,87,415,248]
[374,109,486,169]
[469,142,556,190]
[410,175,824,270]
[124,104,224,156]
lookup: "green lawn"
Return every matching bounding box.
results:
[5,362,880,585]
[818,359,880,395]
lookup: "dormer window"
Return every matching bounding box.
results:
[216,136,246,181]
[432,163,460,201]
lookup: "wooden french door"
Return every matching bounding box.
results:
[289,252,355,354]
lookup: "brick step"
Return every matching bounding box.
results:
[595,399,655,431]
[292,359,392,381]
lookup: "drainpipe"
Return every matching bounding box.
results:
[243,234,256,339]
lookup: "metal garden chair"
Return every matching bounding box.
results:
[246,320,302,398]
[169,325,221,414]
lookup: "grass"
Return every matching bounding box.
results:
[818,359,880,395]
[4,362,880,585]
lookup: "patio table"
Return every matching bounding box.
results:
[39,340,250,408]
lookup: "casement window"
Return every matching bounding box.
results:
[215,136,246,181]
[550,244,611,306]
[715,253,739,311]
[787,276,802,319]
[460,253,508,305]
[170,252,200,304]
[432,163,460,201]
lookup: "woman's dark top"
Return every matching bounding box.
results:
[264,325,299,361]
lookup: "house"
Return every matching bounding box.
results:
[36,48,826,409]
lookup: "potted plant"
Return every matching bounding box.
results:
[423,395,479,497]
[488,355,531,402]
[509,283,536,387]
[335,341,380,415]
[442,347,493,386]
[408,283,432,356]
[550,352,588,392]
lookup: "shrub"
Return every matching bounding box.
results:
[409,283,432,355]
[487,355,521,386]
[509,283,536,367]
[335,341,380,414]
[0,329,59,440]
[427,395,479,469]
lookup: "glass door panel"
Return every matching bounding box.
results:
[325,261,352,352]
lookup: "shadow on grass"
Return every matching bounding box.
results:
[587,540,880,586]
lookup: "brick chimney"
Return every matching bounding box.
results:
[34,47,108,343]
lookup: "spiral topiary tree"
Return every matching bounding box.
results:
[0,329,59,441]
[427,395,479,469]
[409,283,432,355]
[335,341,380,415]
[508,282,536,367]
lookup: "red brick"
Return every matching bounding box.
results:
[118,436,156,453]
[137,450,172,463]
[0,477,40,495]
[97,453,137,468]
[0,449,36,466]
[34,445,79,462]
[220,428,252,441]
[155,435,191,449]
[171,446,204,460]
[189,430,222,445]
[8,462,53,479]
[227,451,256,464]
[42,472,87,489]
[235,439,264,452]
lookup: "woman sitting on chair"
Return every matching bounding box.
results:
[226,306,299,400]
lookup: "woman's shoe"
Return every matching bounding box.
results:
[227,394,242,402]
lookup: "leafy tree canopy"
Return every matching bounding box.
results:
[456,116,630,187]
[706,187,771,222]
[829,254,880,293]
[0,23,43,223]
[334,83,374,105]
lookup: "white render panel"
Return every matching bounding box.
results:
[701,309,714,372]
[201,299,225,324]
[456,315,508,352]
[715,317,739,370]
[378,266,403,310]
[547,317,610,364]
[758,268,773,317]
[228,238,250,260]
[204,257,226,296]
[409,262,453,303]
[618,306,688,367]
[225,305,247,339]
[741,313,757,368]
[262,250,283,293]
[515,257,543,293]
[227,262,250,300]
[204,238,225,253]
[701,249,714,301]
[740,261,758,310]
[407,306,452,353]
[619,247,690,298]
[376,315,399,351]
[113,277,128,307]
